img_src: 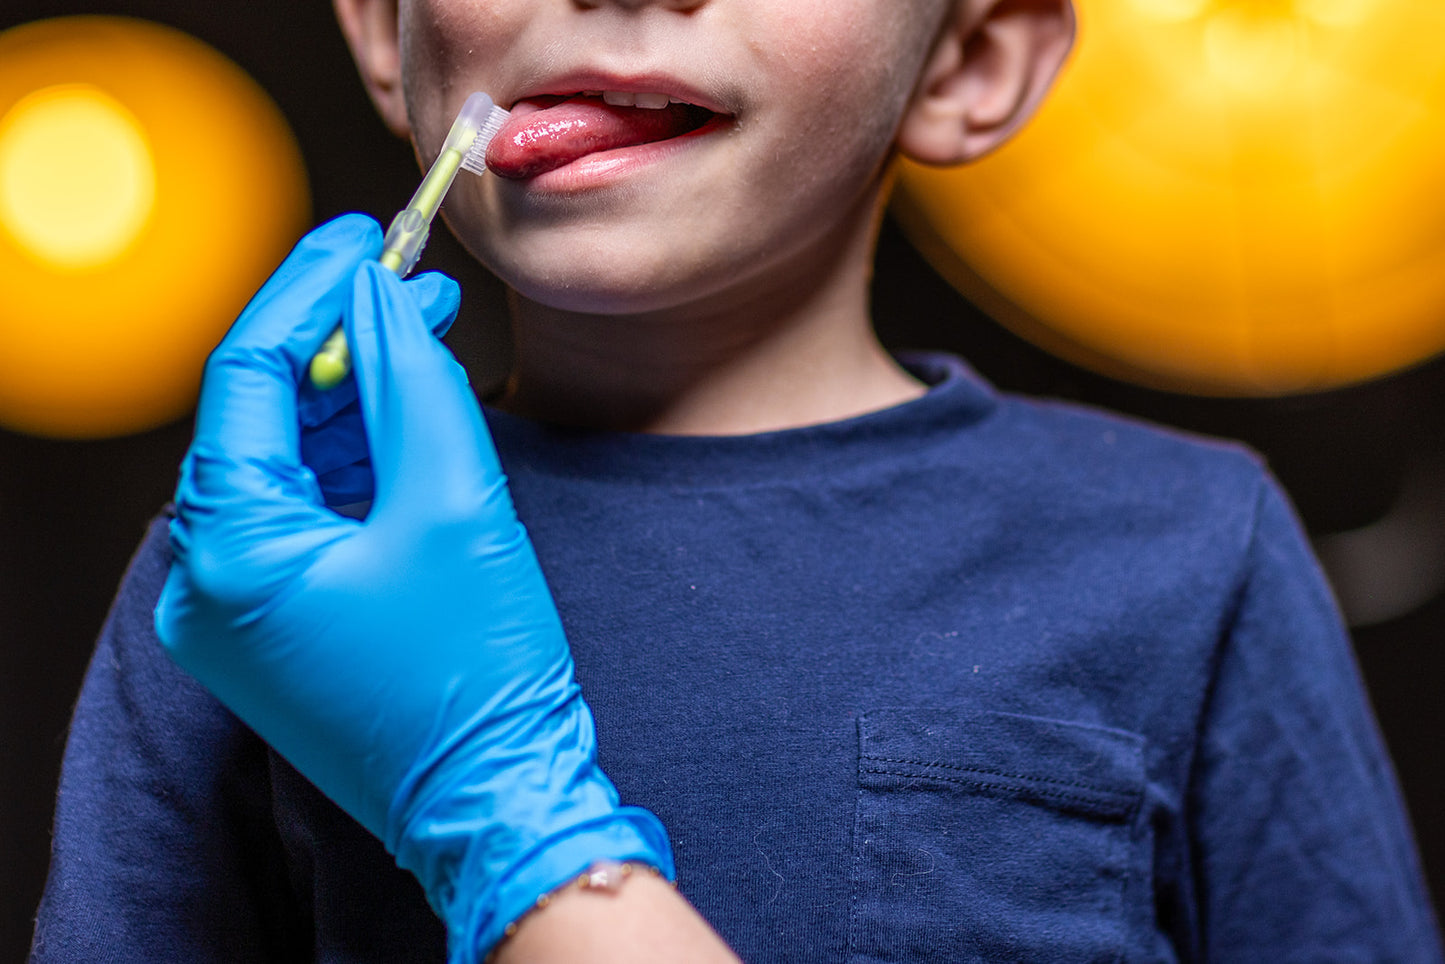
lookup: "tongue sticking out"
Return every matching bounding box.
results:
[486,95,715,180]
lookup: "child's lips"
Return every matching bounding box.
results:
[485,94,720,181]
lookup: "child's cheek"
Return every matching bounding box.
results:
[753,8,926,177]
[399,0,515,150]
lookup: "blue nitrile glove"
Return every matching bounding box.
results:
[154,214,673,961]
[291,244,459,509]
[296,265,459,507]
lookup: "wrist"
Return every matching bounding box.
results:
[386,748,673,963]
[458,808,675,961]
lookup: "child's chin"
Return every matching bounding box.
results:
[510,277,703,317]
[494,254,720,317]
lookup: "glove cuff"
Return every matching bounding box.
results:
[450,806,674,962]
[386,736,674,963]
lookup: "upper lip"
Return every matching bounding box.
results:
[504,69,735,117]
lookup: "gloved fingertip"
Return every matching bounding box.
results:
[404,271,463,337]
[250,214,384,319]
[324,212,384,245]
[293,213,384,263]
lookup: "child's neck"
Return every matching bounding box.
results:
[491,198,925,436]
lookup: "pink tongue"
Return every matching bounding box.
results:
[486,97,710,179]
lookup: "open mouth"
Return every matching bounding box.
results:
[486,92,724,180]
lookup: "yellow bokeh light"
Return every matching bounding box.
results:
[0,84,157,270]
[895,0,1445,395]
[1202,9,1302,90]
[1298,0,1372,28]
[1130,0,1210,23]
[0,17,309,438]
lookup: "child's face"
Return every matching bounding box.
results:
[390,0,957,315]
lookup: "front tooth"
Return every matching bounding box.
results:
[602,91,637,107]
[634,92,670,110]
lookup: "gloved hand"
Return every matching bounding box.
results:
[289,225,460,510]
[295,262,458,508]
[154,214,673,961]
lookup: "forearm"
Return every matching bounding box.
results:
[496,873,740,964]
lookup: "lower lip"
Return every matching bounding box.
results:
[507,114,733,195]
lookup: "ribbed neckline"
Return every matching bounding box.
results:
[482,352,997,489]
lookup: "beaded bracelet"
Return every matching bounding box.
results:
[485,860,673,962]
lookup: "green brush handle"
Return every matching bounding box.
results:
[308,148,465,390]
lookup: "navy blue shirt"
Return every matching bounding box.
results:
[31,355,1442,962]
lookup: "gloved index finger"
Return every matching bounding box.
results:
[191,215,382,480]
[297,269,461,430]
[344,261,508,513]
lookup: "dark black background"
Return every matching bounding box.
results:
[3,3,1442,960]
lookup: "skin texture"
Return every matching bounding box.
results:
[336,0,1073,434]
[329,0,1074,957]
[398,2,950,311]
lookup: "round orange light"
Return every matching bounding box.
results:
[0,17,309,438]
[895,0,1445,395]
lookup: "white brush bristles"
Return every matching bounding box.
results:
[461,107,509,177]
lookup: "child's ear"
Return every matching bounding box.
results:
[899,0,1075,166]
[333,0,411,138]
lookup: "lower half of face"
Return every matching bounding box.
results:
[400,0,951,316]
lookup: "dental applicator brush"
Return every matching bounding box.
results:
[309,92,509,390]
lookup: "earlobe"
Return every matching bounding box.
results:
[333,0,412,139]
[898,0,1075,166]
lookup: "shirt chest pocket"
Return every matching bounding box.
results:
[850,708,1147,963]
